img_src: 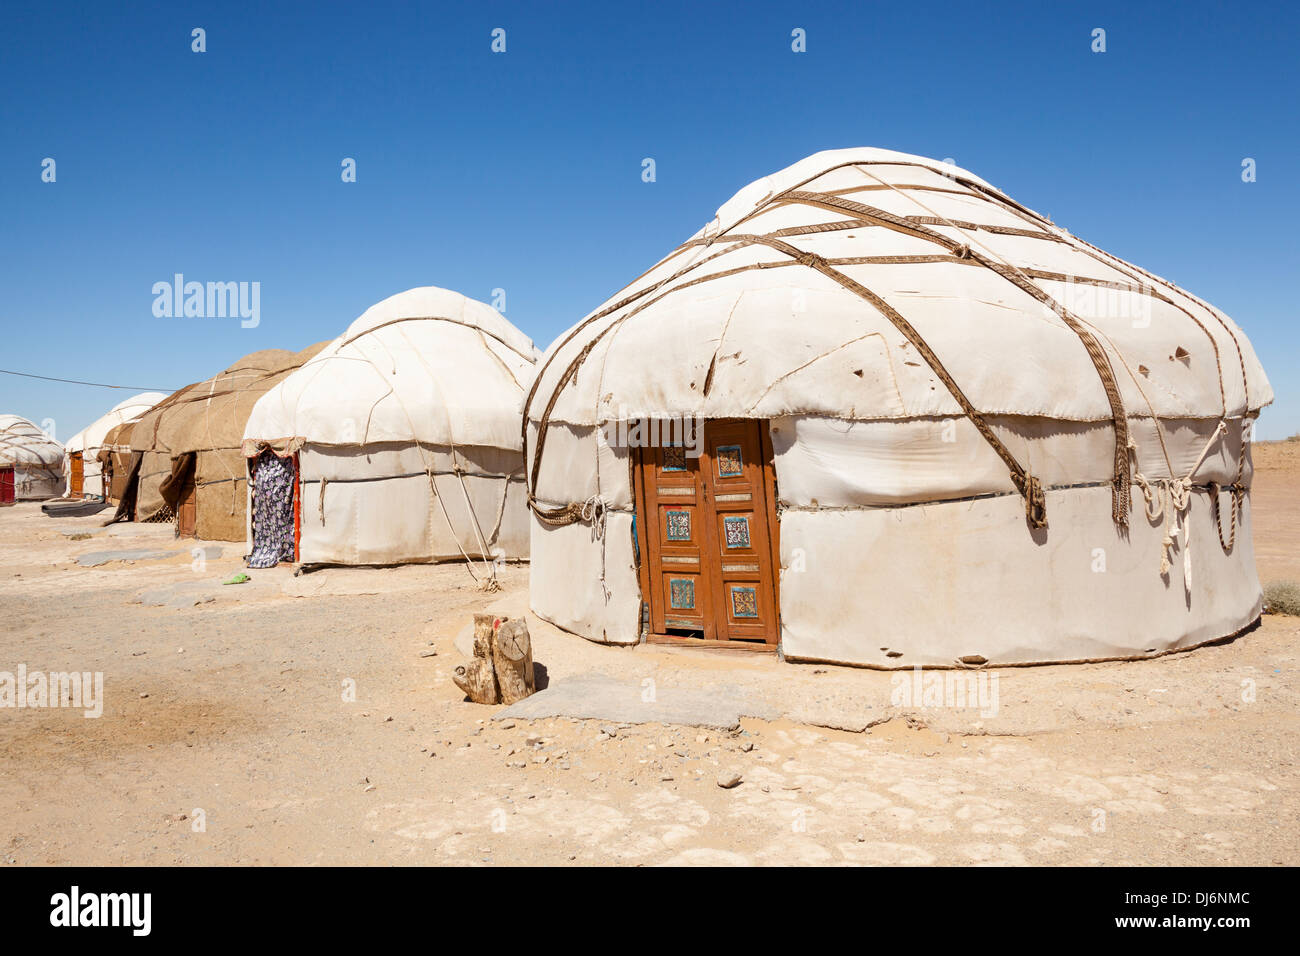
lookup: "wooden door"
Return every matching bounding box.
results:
[641,420,717,639]
[0,468,14,504]
[176,471,197,537]
[637,419,779,647]
[69,453,84,497]
[701,420,780,644]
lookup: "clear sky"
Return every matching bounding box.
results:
[2,0,1296,440]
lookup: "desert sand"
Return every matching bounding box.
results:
[0,441,1296,866]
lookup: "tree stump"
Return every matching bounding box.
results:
[452,613,535,705]
[492,617,535,705]
[452,614,501,704]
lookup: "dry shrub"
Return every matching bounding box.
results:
[1264,580,1300,616]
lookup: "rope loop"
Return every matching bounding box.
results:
[580,494,608,540]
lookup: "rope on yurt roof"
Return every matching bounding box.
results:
[924,174,1252,550]
[854,160,1253,566]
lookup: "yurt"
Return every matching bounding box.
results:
[62,392,166,499]
[524,148,1272,667]
[97,419,139,504]
[241,287,541,570]
[0,415,64,502]
[116,344,327,538]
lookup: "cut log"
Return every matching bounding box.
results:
[452,657,499,705]
[453,613,536,705]
[491,618,535,705]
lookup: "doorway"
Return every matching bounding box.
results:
[246,450,297,568]
[0,467,14,504]
[175,468,197,537]
[69,453,84,497]
[634,419,779,648]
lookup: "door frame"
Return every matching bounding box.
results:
[249,450,301,564]
[291,452,301,564]
[633,418,781,652]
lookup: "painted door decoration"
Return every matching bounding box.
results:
[638,419,779,645]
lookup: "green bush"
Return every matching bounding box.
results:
[1264,580,1300,616]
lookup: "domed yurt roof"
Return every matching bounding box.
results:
[65,392,167,455]
[530,147,1270,431]
[243,286,542,453]
[0,415,63,468]
[131,346,328,458]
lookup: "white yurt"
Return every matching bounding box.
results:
[524,147,1272,667]
[242,287,541,572]
[0,415,65,501]
[63,392,166,499]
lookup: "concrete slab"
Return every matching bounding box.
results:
[76,545,221,568]
[493,673,778,730]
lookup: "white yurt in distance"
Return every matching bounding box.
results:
[242,287,541,571]
[63,392,166,499]
[524,147,1272,667]
[0,415,64,502]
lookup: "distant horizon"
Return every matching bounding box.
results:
[3,1,1296,441]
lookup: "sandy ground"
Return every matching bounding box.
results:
[1,443,1297,867]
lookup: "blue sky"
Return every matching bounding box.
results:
[2,0,1296,439]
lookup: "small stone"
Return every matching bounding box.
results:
[716,772,743,789]
[419,649,437,658]
[500,721,516,730]
[363,785,376,793]
[532,754,548,765]
[856,833,866,843]
[139,693,149,699]
[740,741,754,752]
[600,725,618,738]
